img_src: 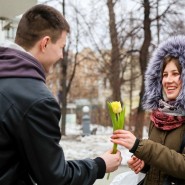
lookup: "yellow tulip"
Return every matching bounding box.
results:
[111,101,122,114]
[107,101,125,180]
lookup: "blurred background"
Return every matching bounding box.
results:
[1,0,185,137]
[1,0,184,183]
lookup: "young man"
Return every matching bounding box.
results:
[0,4,121,185]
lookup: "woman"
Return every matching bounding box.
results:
[111,35,185,185]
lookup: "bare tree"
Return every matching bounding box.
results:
[38,0,185,136]
[134,0,152,138]
[135,0,184,138]
[107,0,121,101]
[59,0,80,135]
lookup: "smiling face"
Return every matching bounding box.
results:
[162,59,182,100]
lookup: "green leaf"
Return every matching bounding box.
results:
[118,106,125,129]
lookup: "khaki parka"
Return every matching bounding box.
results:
[138,35,185,185]
[135,122,185,185]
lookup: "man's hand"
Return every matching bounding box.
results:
[100,150,122,173]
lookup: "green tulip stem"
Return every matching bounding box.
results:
[107,172,110,180]
[106,102,125,181]
[113,143,117,154]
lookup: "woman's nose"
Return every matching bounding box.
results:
[166,75,173,82]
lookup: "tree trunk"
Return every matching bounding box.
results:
[129,55,134,130]
[60,0,67,136]
[135,0,151,138]
[156,0,160,44]
[107,0,121,101]
[60,53,67,136]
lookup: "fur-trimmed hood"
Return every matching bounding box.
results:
[143,35,185,110]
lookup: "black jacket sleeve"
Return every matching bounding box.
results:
[18,98,105,185]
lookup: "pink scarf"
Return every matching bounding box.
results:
[151,110,185,130]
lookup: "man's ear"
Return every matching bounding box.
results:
[40,36,50,52]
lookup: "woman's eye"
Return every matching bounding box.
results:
[173,72,180,76]
[163,73,167,77]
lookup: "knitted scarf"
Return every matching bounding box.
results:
[150,100,185,130]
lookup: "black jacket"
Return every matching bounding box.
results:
[0,47,105,185]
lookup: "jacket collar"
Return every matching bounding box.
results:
[0,45,46,83]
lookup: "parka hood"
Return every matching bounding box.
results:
[143,35,185,111]
[0,46,46,82]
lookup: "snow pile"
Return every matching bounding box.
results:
[60,124,134,165]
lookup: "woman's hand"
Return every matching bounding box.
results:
[111,129,136,150]
[127,156,145,174]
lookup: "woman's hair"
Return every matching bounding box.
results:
[15,4,70,50]
[162,56,182,74]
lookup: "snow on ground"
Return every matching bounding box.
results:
[59,124,149,185]
[59,124,148,165]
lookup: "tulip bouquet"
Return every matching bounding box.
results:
[107,101,125,179]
